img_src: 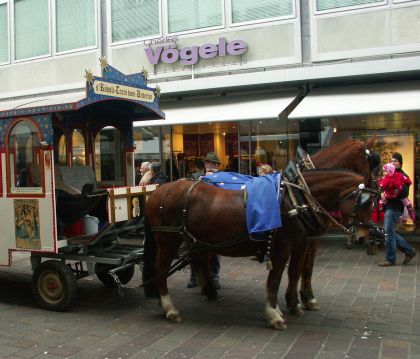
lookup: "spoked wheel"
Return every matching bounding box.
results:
[96,264,135,287]
[32,260,77,311]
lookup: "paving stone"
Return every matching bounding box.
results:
[2,242,420,359]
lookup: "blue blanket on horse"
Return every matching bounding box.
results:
[201,172,282,239]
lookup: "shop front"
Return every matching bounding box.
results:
[289,81,420,235]
[131,79,420,235]
[133,90,302,179]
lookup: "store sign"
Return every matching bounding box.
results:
[93,80,155,103]
[145,37,248,66]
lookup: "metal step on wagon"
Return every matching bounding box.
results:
[0,60,164,310]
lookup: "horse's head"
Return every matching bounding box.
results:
[301,169,375,234]
[310,136,379,240]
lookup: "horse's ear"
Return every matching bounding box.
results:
[365,135,376,150]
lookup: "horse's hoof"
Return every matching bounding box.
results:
[303,299,320,311]
[288,304,304,317]
[271,321,287,330]
[201,287,218,300]
[166,313,183,323]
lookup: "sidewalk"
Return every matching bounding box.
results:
[0,240,418,359]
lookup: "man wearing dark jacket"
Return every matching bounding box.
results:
[149,162,168,185]
[378,152,417,266]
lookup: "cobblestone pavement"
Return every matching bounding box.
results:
[0,240,419,359]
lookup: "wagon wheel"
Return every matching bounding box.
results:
[32,260,77,311]
[96,264,135,287]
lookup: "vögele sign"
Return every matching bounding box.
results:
[145,37,248,66]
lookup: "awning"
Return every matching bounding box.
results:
[0,92,86,113]
[134,91,299,127]
[289,81,420,119]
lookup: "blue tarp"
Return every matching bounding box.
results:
[201,172,282,238]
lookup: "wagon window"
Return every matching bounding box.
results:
[94,126,124,185]
[8,120,43,194]
[58,134,67,165]
[72,129,86,166]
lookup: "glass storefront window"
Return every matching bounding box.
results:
[239,119,298,175]
[94,127,124,185]
[71,129,86,166]
[290,113,420,234]
[7,120,43,193]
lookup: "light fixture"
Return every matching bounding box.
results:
[333,127,337,133]
[222,132,226,136]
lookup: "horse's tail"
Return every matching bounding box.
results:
[142,215,160,298]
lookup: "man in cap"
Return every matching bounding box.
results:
[204,151,221,175]
[378,152,417,266]
[187,151,222,289]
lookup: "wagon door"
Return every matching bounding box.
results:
[0,116,57,266]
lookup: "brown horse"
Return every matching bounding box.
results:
[286,136,378,315]
[145,168,371,329]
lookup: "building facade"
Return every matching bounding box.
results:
[1,0,420,232]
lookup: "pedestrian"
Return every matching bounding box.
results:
[139,161,152,185]
[258,163,274,176]
[378,152,417,266]
[187,152,222,289]
[190,158,205,180]
[149,162,168,185]
[378,162,416,221]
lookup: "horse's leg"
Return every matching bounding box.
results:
[200,252,218,300]
[285,239,307,316]
[155,235,183,323]
[299,239,321,311]
[265,239,289,330]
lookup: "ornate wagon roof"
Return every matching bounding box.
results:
[0,63,165,120]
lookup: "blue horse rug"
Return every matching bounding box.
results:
[201,172,282,239]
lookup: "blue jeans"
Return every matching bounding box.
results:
[384,209,414,263]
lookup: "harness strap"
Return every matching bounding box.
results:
[158,180,181,225]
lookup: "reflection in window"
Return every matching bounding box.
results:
[57,134,67,165]
[0,3,8,63]
[168,0,222,33]
[56,0,96,52]
[72,129,86,166]
[240,119,298,175]
[316,0,383,11]
[95,127,124,183]
[111,0,159,42]
[232,0,293,23]
[8,120,43,192]
[14,0,49,60]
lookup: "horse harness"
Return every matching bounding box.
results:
[293,147,381,238]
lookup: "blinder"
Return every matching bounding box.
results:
[356,192,371,208]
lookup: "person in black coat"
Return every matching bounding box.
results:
[149,162,168,185]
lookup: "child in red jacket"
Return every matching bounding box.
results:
[378,163,415,221]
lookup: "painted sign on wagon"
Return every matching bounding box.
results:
[14,199,41,250]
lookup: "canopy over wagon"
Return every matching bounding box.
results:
[0,61,164,310]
